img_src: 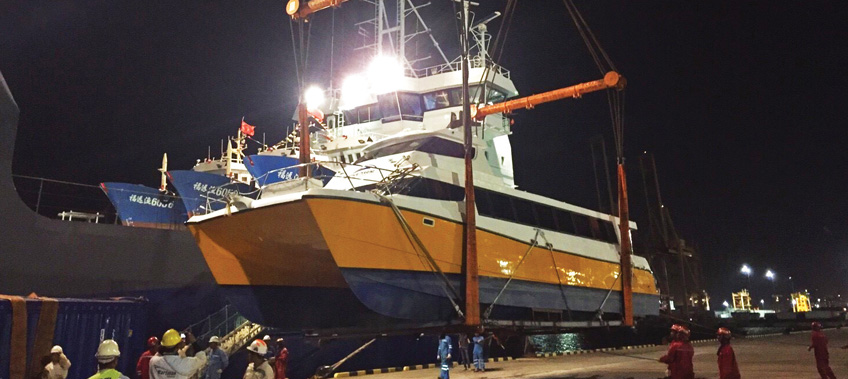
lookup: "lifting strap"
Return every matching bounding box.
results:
[28,296,58,378]
[0,295,27,379]
[594,273,620,322]
[482,229,541,320]
[540,235,574,321]
[377,195,465,319]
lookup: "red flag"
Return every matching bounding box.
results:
[240,120,255,136]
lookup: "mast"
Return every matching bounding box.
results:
[618,163,633,326]
[460,0,479,327]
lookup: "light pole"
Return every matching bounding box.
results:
[741,264,752,290]
[765,269,777,308]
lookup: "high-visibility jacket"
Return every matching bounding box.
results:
[149,352,207,379]
[717,343,740,379]
[87,369,129,379]
[659,341,695,379]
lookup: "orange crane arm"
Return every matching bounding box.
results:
[286,0,350,20]
[473,71,625,121]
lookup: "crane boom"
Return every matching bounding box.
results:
[473,71,625,121]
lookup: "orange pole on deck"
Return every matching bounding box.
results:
[474,71,625,121]
[618,163,634,326]
[286,0,349,20]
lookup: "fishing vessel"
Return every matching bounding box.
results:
[186,0,660,331]
[101,129,259,227]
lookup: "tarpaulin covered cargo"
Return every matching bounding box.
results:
[0,295,147,379]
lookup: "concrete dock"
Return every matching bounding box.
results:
[338,329,848,378]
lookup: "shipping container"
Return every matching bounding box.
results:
[0,296,147,379]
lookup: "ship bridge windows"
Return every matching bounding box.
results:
[342,103,382,125]
[356,137,472,163]
[383,177,465,201]
[378,92,424,122]
[422,85,507,112]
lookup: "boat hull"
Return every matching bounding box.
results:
[167,170,257,216]
[101,182,188,228]
[188,193,660,330]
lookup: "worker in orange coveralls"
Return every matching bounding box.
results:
[809,322,836,379]
[716,327,740,379]
[659,324,695,379]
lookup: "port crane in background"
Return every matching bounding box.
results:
[638,152,708,317]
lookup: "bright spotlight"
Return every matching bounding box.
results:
[740,264,751,275]
[367,55,403,95]
[722,301,729,308]
[304,85,325,111]
[765,269,775,280]
[339,74,370,110]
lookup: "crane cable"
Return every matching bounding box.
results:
[562,0,625,161]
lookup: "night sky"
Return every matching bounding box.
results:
[2,1,847,308]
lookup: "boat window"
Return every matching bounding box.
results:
[512,198,537,226]
[533,203,557,231]
[378,92,423,122]
[571,214,591,238]
[423,90,451,111]
[343,109,358,124]
[604,221,618,242]
[388,177,465,201]
[553,209,576,234]
[480,189,515,221]
[487,88,506,103]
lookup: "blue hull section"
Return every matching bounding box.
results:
[101,182,187,226]
[245,154,335,186]
[339,268,660,322]
[168,170,257,216]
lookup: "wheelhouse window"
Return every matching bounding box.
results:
[343,103,381,125]
[422,85,508,112]
[378,92,423,122]
[386,177,465,201]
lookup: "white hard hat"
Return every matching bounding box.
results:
[247,339,268,355]
[50,345,63,354]
[209,336,220,343]
[95,340,121,363]
[180,333,186,340]
[263,335,271,341]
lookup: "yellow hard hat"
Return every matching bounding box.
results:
[161,329,182,347]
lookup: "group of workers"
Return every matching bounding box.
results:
[40,332,289,379]
[436,330,492,379]
[659,321,848,379]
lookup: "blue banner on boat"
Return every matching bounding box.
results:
[167,170,257,216]
[245,154,335,186]
[101,182,187,227]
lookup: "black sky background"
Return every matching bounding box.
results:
[2,1,847,308]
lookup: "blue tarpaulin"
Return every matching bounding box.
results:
[0,297,147,379]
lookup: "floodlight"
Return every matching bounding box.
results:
[304,85,325,111]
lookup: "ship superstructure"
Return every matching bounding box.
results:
[185,0,659,331]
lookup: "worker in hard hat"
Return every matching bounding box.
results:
[658,324,695,379]
[437,332,453,379]
[472,331,486,372]
[244,339,275,379]
[274,338,289,379]
[809,322,836,379]
[136,337,159,379]
[89,340,130,379]
[44,345,71,379]
[716,328,740,379]
[262,335,277,360]
[205,336,228,379]
[149,329,207,379]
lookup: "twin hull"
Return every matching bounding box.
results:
[188,193,660,330]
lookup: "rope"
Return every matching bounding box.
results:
[482,229,542,320]
[538,233,573,321]
[377,194,465,319]
[593,273,620,322]
[289,18,301,91]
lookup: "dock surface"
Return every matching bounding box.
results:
[345,329,848,378]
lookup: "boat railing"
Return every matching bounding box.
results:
[11,174,122,224]
[183,303,263,356]
[255,160,419,196]
[414,57,510,79]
